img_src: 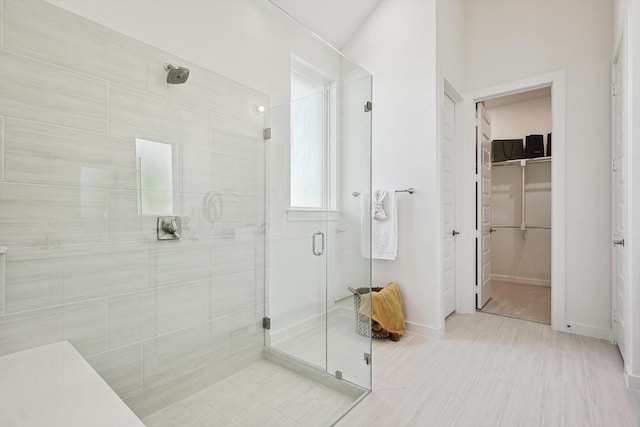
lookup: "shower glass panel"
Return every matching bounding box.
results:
[265,57,372,392]
[0,0,370,425]
[327,73,372,389]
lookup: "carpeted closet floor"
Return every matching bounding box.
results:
[480,281,551,324]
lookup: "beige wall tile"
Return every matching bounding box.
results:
[63,298,107,356]
[4,0,146,89]
[108,289,157,349]
[0,116,4,182]
[0,183,109,247]
[109,84,209,146]
[5,118,136,189]
[107,190,148,242]
[146,47,268,127]
[86,343,143,399]
[61,243,147,303]
[142,322,227,389]
[0,50,108,132]
[147,242,210,288]
[210,271,258,318]
[126,366,208,418]
[156,281,208,335]
[0,306,64,355]
[5,248,64,313]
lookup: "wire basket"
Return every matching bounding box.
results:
[348,286,389,338]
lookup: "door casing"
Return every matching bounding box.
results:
[459,71,567,333]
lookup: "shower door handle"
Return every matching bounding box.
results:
[613,238,625,247]
[312,232,325,256]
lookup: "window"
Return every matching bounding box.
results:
[290,60,334,210]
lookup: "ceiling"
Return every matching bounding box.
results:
[269,0,381,49]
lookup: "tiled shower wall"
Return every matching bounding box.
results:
[0,0,268,417]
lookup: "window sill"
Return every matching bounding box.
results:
[287,209,342,222]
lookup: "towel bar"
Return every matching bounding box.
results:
[352,188,415,197]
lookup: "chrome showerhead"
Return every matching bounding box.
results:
[164,63,190,84]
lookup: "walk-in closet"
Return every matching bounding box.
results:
[480,88,552,324]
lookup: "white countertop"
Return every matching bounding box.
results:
[0,341,145,427]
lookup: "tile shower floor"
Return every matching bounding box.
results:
[271,305,372,388]
[142,359,355,427]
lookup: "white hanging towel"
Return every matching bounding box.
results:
[360,191,371,258]
[372,190,388,220]
[371,190,397,260]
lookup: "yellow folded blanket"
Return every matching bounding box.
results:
[359,282,406,335]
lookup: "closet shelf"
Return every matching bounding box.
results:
[492,156,552,167]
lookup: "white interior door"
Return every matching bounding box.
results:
[442,92,457,317]
[477,103,493,309]
[612,44,626,360]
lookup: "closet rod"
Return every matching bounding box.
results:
[492,156,552,167]
[491,225,551,230]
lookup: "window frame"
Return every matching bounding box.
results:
[289,58,336,212]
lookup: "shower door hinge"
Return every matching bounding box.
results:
[364,352,371,365]
[612,83,617,97]
[263,128,272,140]
[262,317,271,330]
[364,101,373,112]
[612,159,618,172]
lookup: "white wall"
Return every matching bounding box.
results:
[488,97,552,286]
[465,0,613,336]
[436,0,465,92]
[344,0,442,335]
[344,0,613,339]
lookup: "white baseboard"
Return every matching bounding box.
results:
[492,274,551,287]
[625,368,640,391]
[555,321,612,340]
[405,321,444,338]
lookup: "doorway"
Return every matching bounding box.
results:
[460,71,567,332]
[476,88,552,324]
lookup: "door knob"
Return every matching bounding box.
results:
[490,228,496,233]
[452,230,460,236]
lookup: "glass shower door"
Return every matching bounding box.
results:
[264,61,372,393]
[264,101,328,371]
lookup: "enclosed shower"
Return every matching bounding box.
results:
[0,0,372,426]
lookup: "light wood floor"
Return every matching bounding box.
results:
[336,312,640,427]
[481,281,551,324]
